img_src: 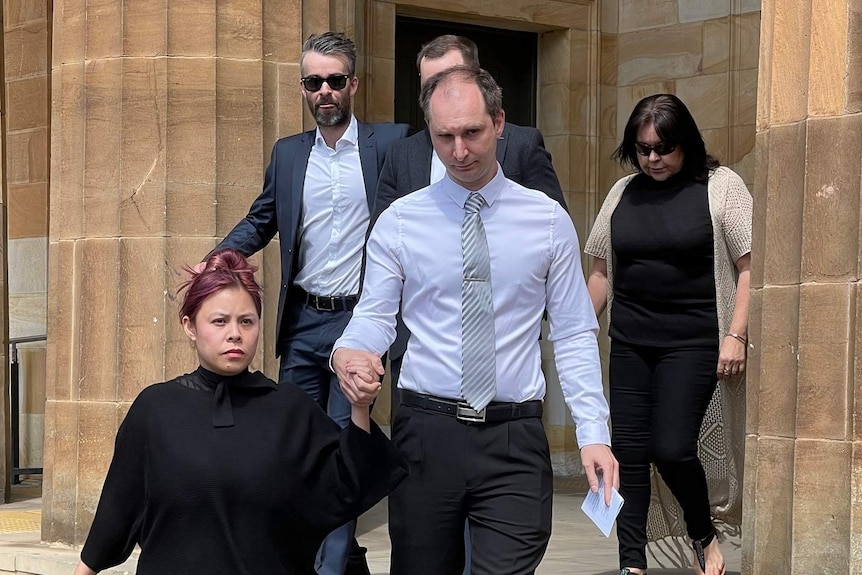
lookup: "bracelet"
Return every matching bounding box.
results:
[726,332,747,345]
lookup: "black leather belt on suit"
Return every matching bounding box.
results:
[292,286,359,312]
[400,389,543,424]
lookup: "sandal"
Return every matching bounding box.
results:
[692,530,723,575]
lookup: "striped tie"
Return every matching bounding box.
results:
[460,192,497,411]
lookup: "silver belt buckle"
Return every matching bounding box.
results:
[316,296,334,311]
[456,403,486,423]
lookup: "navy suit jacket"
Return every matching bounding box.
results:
[373,122,566,359]
[216,121,409,350]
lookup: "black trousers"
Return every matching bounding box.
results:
[610,339,719,569]
[388,355,404,420]
[389,404,552,575]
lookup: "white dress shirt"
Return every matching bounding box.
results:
[335,166,610,447]
[294,115,368,296]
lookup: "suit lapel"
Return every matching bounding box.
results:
[290,131,314,247]
[358,123,377,210]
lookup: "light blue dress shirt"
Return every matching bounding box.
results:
[335,166,610,447]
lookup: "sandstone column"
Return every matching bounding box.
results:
[42,0,324,545]
[0,16,10,503]
[744,0,861,572]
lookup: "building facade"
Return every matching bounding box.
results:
[1,0,860,572]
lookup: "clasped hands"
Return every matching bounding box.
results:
[332,348,385,407]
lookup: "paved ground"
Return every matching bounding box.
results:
[0,480,742,574]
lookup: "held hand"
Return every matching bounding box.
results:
[717,336,746,379]
[333,348,385,407]
[580,444,619,506]
[345,355,385,385]
[343,373,383,407]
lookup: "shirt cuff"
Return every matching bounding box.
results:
[328,348,340,374]
[575,422,611,448]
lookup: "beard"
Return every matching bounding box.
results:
[310,95,351,127]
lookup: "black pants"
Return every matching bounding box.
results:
[388,354,404,420]
[610,340,718,569]
[389,404,552,575]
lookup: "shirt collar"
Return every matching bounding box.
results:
[314,114,359,148]
[441,162,505,209]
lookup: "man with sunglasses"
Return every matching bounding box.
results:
[209,31,408,575]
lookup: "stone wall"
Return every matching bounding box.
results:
[4,0,51,472]
[599,0,760,196]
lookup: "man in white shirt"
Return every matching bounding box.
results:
[373,35,567,417]
[333,66,618,574]
[211,32,407,575]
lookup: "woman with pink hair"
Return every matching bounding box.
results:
[74,249,406,575]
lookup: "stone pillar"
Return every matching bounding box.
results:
[42,0,315,545]
[744,0,861,573]
[0,12,10,504]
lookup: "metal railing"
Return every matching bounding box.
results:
[9,335,46,484]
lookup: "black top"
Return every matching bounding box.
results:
[81,367,408,575]
[610,173,719,347]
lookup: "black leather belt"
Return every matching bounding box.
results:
[292,286,359,312]
[400,389,542,424]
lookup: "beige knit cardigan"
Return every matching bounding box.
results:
[584,166,753,560]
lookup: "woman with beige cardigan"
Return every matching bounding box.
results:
[585,94,751,575]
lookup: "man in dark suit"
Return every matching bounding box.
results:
[212,32,407,575]
[373,34,567,410]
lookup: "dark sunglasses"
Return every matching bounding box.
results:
[301,74,351,92]
[635,141,677,156]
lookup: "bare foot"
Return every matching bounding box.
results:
[691,536,725,575]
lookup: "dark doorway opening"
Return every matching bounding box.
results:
[394,16,539,134]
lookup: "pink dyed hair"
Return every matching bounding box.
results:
[178,249,263,322]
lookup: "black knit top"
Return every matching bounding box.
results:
[80,368,407,574]
[609,173,719,347]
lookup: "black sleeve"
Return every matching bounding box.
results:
[521,128,568,212]
[80,398,149,572]
[214,140,282,257]
[284,388,408,535]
